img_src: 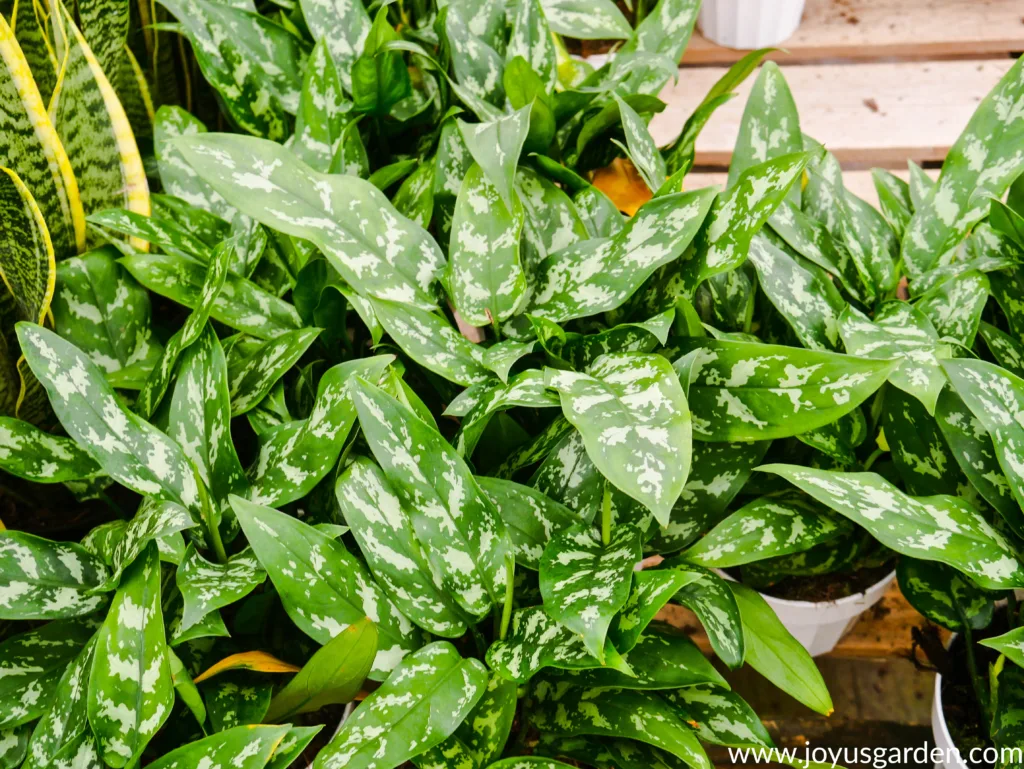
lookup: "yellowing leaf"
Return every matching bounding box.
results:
[193,651,301,684]
[590,157,652,216]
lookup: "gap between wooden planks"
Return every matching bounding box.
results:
[650,58,1017,167]
[681,0,1024,64]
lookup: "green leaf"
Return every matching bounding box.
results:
[313,642,488,769]
[897,557,993,633]
[167,646,206,728]
[982,627,1024,669]
[444,8,505,108]
[729,581,832,715]
[0,532,108,619]
[908,160,936,212]
[530,686,711,769]
[759,463,1024,589]
[206,679,272,731]
[0,417,100,483]
[120,251,302,340]
[231,496,420,680]
[991,264,1024,341]
[87,208,210,259]
[508,0,556,90]
[23,636,95,769]
[681,494,848,568]
[539,522,640,661]
[538,736,692,769]
[268,727,323,769]
[88,544,173,767]
[540,0,631,39]
[17,324,201,512]
[0,167,55,327]
[615,0,701,95]
[336,456,470,637]
[871,168,912,237]
[178,134,446,310]
[265,616,376,722]
[489,760,576,769]
[677,338,894,441]
[659,561,744,668]
[901,55,1024,276]
[528,188,715,323]
[53,247,163,389]
[884,387,962,497]
[153,107,234,220]
[992,661,1024,758]
[478,476,579,570]
[979,321,1024,378]
[914,269,990,346]
[299,0,369,94]
[146,725,291,769]
[545,353,691,524]
[352,11,411,117]
[663,685,773,748]
[227,328,321,415]
[393,162,436,230]
[459,108,530,210]
[176,545,265,638]
[352,379,513,620]
[613,94,665,193]
[454,673,516,767]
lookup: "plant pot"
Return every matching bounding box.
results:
[697,0,806,50]
[719,569,895,656]
[932,660,969,769]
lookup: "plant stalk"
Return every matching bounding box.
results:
[956,599,992,733]
[601,481,612,546]
[499,558,515,640]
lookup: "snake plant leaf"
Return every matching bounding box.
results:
[0,417,100,483]
[335,456,469,638]
[545,353,691,523]
[120,251,301,340]
[17,324,200,511]
[231,496,419,679]
[178,134,446,310]
[682,152,811,291]
[22,637,95,769]
[612,94,665,193]
[748,235,844,351]
[897,557,993,633]
[154,107,234,219]
[883,387,962,498]
[943,358,1024,533]
[49,2,148,244]
[507,0,556,90]
[290,39,353,173]
[478,476,579,570]
[0,532,109,619]
[540,0,630,39]
[53,247,163,389]
[902,55,1024,276]
[539,522,641,660]
[299,0,370,94]
[728,62,802,205]
[87,544,173,767]
[663,685,773,748]
[730,581,832,714]
[147,725,291,769]
[608,570,694,653]
[353,379,514,619]
[0,13,83,258]
[0,618,95,730]
[760,463,1024,589]
[248,355,391,506]
[486,606,631,682]
[872,168,913,237]
[314,642,488,769]
[268,727,324,769]
[176,545,265,637]
[226,328,321,415]
[7,0,57,103]
[527,187,716,323]
[914,269,990,346]
[449,163,528,327]
[158,0,303,140]
[659,561,744,668]
[393,162,436,229]
[676,338,893,441]
[530,687,711,769]
[681,495,848,568]
[444,7,505,108]
[0,168,54,325]
[264,617,376,723]
[979,322,1024,378]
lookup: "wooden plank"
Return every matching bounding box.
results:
[656,582,950,661]
[651,59,1016,166]
[682,0,1024,64]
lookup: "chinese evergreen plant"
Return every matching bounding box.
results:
[0,0,1023,765]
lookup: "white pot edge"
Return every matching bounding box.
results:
[698,0,806,50]
[932,632,969,769]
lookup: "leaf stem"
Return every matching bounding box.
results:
[488,309,502,343]
[862,447,885,471]
[1009,591,1019,630]
[499,557,515,641]
[601,481,612,546]
[956,599,992,732]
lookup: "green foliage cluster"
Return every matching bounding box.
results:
[0,0,1023,765]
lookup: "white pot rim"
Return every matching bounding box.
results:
[718,567,897,609]
[934,667,956,747]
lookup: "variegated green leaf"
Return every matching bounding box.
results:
[659,561,744,668]
[336,456,469,637]
[615,0,700,94]
[0,417,100,483]
[539,736,692,769]
[87,208,209,259]
[545,353,691,523]
[353,379,513,620]
[313,642,488,769]
[490,759,576,769]
[677,338,893,441]
[527,188,715,323]
[897,557,993,633]
[613,94,665,193]
[529,686,711,769]
[154,107,234,219]
[393,162,436,230]
[839,302,950,415]
[454,673,516,767]
[981,626,1024,669]
[539,522,640,660]
[990,264,1024,341]
[664,685,772,748]
[176,545,265,638]
[445,8,505,108]
[478,476,579,570]
[884,387,962,497]
[290,39,353,173]
[0,532,108,619]
[486,606,631,683]
[205,678,272,731]
[299,0,370,94]
[268,727,323,769]
[540,0,630,39]
[508,0,556,90]
[226,328,320,415]
[232,496,419,679]
[914,269,989,346]
[53,247,162,389]
[87,544,172,767]
[761,463,1024,589]
[147,725,291,769]
[179,134,446,310]
[0,167,54,326]
[452,370,558,456]
[609,570,694,653]
[104,499,194,587]
[18,324,200,511]
[980,321,1024,378]
[0,13,83,259]
[517,167,589,269]
[459,108,530,210]
[872,168,912,237]
[120,251,301,340]
[901,55,1024,276]
[908,160,936,211]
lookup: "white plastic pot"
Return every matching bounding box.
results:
[932,667,968,769]
[698,0,806,50]
[719,569,895,657]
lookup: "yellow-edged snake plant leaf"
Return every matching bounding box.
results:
[8,0,58,102]
[0,167,54,325]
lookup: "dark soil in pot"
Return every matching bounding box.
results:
[725,562,895,602]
